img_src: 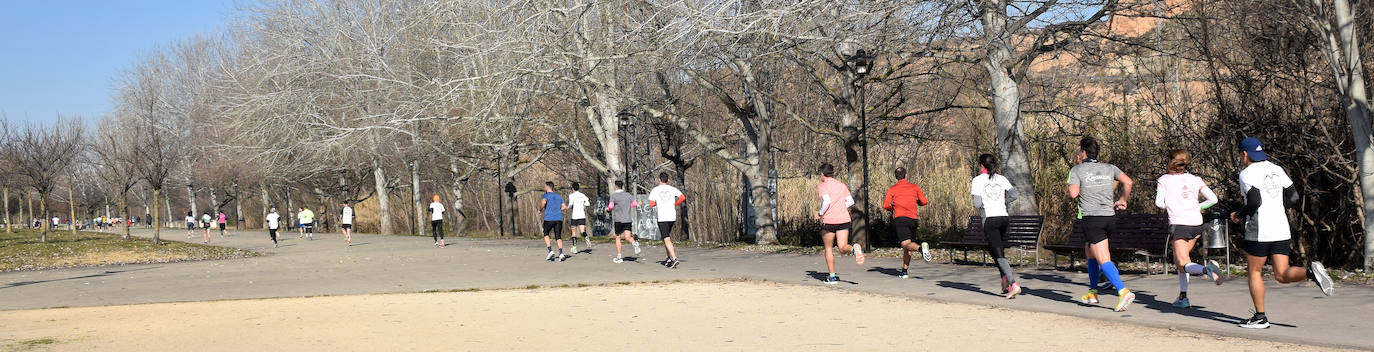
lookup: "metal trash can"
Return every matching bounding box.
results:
[1202,212,1230,278]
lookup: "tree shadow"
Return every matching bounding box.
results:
[935,280,1000,297]
[867,267,920,279]
[1135,292,1290,326]
[1019,272,1087,287]
[806,271,858,285]
[2,267,157,290]
[1021,287,1077,304]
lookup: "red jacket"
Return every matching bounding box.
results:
[882,180,929,219]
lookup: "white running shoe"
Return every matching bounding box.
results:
[571,245,578,254]
[546,251,557,261]
[613,256,624,264]
[854,243,866,265]
[633,241,642,255]
[920,242,932,263]
[1310,261,1334,296]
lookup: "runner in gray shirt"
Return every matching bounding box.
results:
[608,180,641,263]
[1068,136,1136,312]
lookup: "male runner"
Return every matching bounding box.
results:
[266,207,281,248]
[298,207,315,240]
[648,172,687,268]
[882,166,930,279]
[340,201,354,245]
[814,162,864,285]
[972,154,1022,299]
[1231,138,1333,328]
[567,182,592,253]
[540,182,568,261]
[1069,137,1135,311]
[1155,149,1224,308]
[428,195,446,247]
[608,180,641,263]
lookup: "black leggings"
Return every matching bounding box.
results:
[983,216,1010,259]
[431,220,444,241]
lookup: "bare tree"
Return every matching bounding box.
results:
[0,116,85,242]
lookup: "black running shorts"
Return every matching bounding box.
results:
[1170,225,1203,240]
[218,223,226,230]
[570,218,587,227]
[1243,239,1292,257]
[1082,216,1116,245]
[892,217,919,243]
[543,220,563,239]
[614,222,632,235]
[341,224,352,229]
[821,222,851,233]
[658,221,676,239]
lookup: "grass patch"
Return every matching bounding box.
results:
[524,284,541,289]
[0,229,259,272]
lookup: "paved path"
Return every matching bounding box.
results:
[2,228,1370,349]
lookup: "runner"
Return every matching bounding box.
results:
[567,182,592,254]
[217,211,228,237]
[608,180,641,263]
[266,207,281,248]
[1154,149,1224,308]
[340,201,354,245]
[1230,138,1334,329]
[200,211,213,244]
[648,172,687,269]
[298,207,315,240]
[427,195,445,247]
[185,211,195,239]
[971,155,1023,299]
[814,162,864,285]
[1069,136,1135,311]
[539,182,568,261]
[882,166,931,279]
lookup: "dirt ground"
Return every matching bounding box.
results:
[0,281,1345,351]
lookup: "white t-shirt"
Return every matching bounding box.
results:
[429,202,445,221]
[341,206,354,225]
[648,184,684,222]
[1239,161,1294,242]
[266,212,280,230]
[567,191,591,220]
[971,173,1014,218]
[185,215,195,224]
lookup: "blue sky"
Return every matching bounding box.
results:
[0,0,242,125]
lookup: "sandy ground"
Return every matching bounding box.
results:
[0,281,1344,352]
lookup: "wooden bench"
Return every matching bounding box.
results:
[1045,214,1172,274]
[941,216,1045,266]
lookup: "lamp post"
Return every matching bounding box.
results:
[847,49,875,250]
[618,110,634,190]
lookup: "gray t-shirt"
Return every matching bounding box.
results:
[609,190,635,223]
[1068,161,1123,218]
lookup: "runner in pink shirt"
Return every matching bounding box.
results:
[813,163,864,285]
[1154,150,1223,308]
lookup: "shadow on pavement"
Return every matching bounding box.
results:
[936,280,1000,297]
[806,271,858,285]
[867,267,920,279]
[2,267,157,290]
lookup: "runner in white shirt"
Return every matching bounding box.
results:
[648,172,687,268]
[566,182,592,254]
[266,207,281,248]
[185,212,196,239]
[340,202,355,246]
[1229,138,1333,329]
[428,195,446,247]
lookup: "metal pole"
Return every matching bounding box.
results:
[860,82,870,250]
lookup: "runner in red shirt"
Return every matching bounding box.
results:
[881,166,931,279]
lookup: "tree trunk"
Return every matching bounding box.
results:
[982,6,1040,216]
[450,160,466,238]
[3,186,10,233]
[151,188,162,244]
[745,165,778,245]
[234,182,243,231]
[260,183,270,229]
[67,181,76,235]
[186,177,197,218]
[120,191,130,240]
[1325,0,1373,270]
[209,186,218,216]
[164,194,172,229]
[39,191,48,242]
[374,162,393,235]
[411,160,423,236]
[285,186,294,229]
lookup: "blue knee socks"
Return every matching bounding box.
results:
[1101,261,1126,291]
[1087,258,1100,290]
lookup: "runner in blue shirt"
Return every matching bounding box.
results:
[540,182,568,261]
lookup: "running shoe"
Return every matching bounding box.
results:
[1114,289,1135,312]
[633,241,642,255]
[854,243,866,265]
[669,258,679,269]
[1205,260,1223,285]
[1309,261,1334,296]
[559,254,567,262]
[434,241,440,247]
[1172,297,1191,308]
[898,269,909,279]
[613,256,624,264]
[439,240,445,247]
[571,245,578,254]
[920,242,932,263]
[546,251,557,261]
[1005,282,1021,299]
[1239,312,1270,329]
[661,257,672,267]
[824,274,839,285]
[1080,289,1099,304]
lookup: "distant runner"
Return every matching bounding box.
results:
[200,211,213,244]
[1154,149,1223,308]
[1069,137,1135,311]
[540,182,568,261]
[266,207,281,248]
[298,207,315,241]
[648,172,686,268]
[882,166,930,279]
[340,201,354,245]
[608,180,641,263]
[567,182,592,254]
[217,211,228,237]
[971,155,1022,299]
[185,211,196,239]
[428,195,446,247]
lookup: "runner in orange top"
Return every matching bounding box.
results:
[881,166,931,279]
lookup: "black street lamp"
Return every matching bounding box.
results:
[847,49,875,250]
[618,110,635,191]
